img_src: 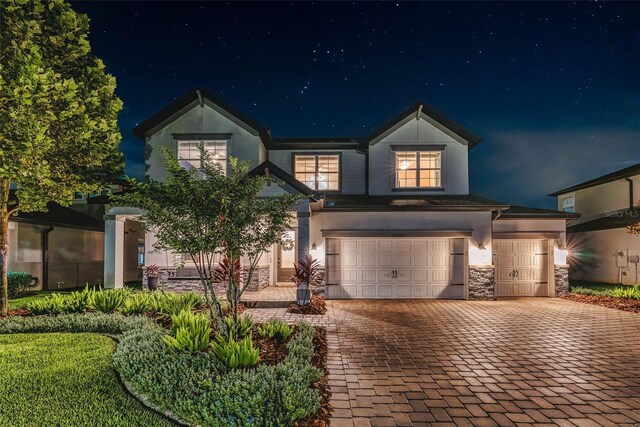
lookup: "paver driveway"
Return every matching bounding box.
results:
[325,298,640,427]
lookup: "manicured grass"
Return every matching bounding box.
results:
[569,280,624,293]
[0,333,174,427]
[8,290,74,310]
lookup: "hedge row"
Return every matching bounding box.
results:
[0,314,322,426]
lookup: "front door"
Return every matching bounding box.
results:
[277,230,297,283]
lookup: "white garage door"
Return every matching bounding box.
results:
[494,239,549,297]
[325,238,465,299]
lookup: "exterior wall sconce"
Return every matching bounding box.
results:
[477,242,486,250]
[311,243,317,251]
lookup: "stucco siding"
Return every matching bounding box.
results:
[309,211,492,266]
[494,218,567,243]
[268,149,366,194]
[146,103,264,181]
[569,228,640,286]
[560,174,639,225]
[368,118,469,195]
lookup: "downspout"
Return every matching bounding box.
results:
[624,178,634,209]
[41,226,54,290]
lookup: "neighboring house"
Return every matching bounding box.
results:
[550,164,640,285]
[7,194,104,290]
[104,88,577,300]
[7,180,144,291]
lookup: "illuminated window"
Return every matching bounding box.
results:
[176,139,227,174]
[561,195,575,212]
[294,154,340,191]
[395,151,441,188]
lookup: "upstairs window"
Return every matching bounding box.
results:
[294,154,340,191]
[177,139,228,174]
[561,195,575,212]
[395,151,442,188]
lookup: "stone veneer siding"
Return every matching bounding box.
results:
[469,266,495,300]
[554,265,569,296]
[310,268,326,296]
[143,265,270,293]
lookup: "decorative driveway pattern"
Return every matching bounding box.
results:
[249,298,640,427]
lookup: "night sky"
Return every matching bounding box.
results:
[73,1,639,209]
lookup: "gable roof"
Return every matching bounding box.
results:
[134,89,484,152]
[498,205,580,219]
[132,88,272,145]
[248,161,314,196]
[549,163,640,196]
[362,102,482,149]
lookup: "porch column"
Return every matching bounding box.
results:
[103,214,124,289]
[297,211,310,262]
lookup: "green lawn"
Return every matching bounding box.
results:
[7,290,70,310]
[0,333,174,427]
[569,279,625,293]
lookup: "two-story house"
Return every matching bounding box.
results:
[104,88,577,300]
[550,164,640,285]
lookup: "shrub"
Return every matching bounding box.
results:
[7,272,37,298]
[258,318,293,342]
[2,313,321,426]
[611,285,640,300]
[92,290,128,313]
[151,291,204,317]
[121,293,153,315]
[211,335,260,368]
[64,287,95,313]
[0,312,159,335]
[218,314,254,340]
[163,310,211,352]
[26,293,68,315]
[276,322,322,422]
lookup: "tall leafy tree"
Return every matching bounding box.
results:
[0,0,123,315]
[115,150,301,320]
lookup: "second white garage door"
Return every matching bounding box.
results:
[494,239,550,297]
[325,238,465,299]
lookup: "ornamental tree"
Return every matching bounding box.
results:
[114,149,301,320]
[0,0,123,315]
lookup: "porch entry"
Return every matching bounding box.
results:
[277,229,297,283]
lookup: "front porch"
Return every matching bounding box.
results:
[103,199,313,293]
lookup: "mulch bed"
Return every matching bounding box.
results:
[295,326,331,427]
[0,308,30,318]
[561,293,640,313]
[253,328,291,366]
[288,295,327,315]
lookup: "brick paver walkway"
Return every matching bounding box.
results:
[242,285,296,302]
[248,298,640,427]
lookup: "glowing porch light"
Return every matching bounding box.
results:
[554,247,569,265]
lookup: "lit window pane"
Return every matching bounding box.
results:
[176,139,227,175]
[396,150,441,188]
[294,154,340,191]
